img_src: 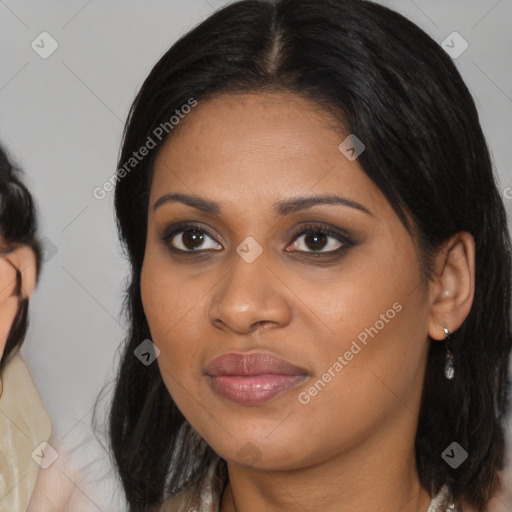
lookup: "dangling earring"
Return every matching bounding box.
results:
[443,325,455,380]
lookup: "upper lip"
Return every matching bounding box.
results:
[205,352,309,377]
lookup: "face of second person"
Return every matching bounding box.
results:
[141,92,432,471]
[0,243,36,358]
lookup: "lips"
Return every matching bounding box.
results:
[205,352,309,406]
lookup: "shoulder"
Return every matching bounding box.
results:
[156,456,226,512]
[152,469,224,512]
[151,487,202,512]
[0,351,52,441]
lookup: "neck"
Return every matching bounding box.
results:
[220,410,432,512]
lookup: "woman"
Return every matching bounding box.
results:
[0,143,52,511]
[109,0,512,511]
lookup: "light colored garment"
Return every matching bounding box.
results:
[156,457,225,512]
[156,456,457,512]
[0,352,52,512]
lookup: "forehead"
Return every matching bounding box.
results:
[151,92,386,217]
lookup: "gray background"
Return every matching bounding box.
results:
[1,0,511,510]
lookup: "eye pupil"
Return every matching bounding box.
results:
[305,232,328,251]
[182,229,204,249]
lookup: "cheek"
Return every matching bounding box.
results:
[0,297,19,357]
[302,245,429,408]
[141,250,201,340]
[140,254,207,391]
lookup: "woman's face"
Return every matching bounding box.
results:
[0,242,36,359]
[141,92,432,470]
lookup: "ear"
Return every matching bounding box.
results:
[0,245,37,361]
[3,245,37,300]
[427,231,475,340]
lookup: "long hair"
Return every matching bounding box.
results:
[109,1,512,510]
[0,144,41,370]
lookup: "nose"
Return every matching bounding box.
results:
[207,249,292,335]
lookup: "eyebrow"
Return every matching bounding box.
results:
[153,193,373,217]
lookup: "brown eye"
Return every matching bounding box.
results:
[180,229,205,250]
[302,232,331,251]
[163,224,222,252]
[287,225,351,254]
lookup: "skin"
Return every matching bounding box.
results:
[140,92,475,512]
[0,241,37,395]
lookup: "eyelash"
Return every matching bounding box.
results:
[160,221,354,258]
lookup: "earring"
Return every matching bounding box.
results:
[443,325,455,380]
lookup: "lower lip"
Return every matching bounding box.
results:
[209,374,307,406]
